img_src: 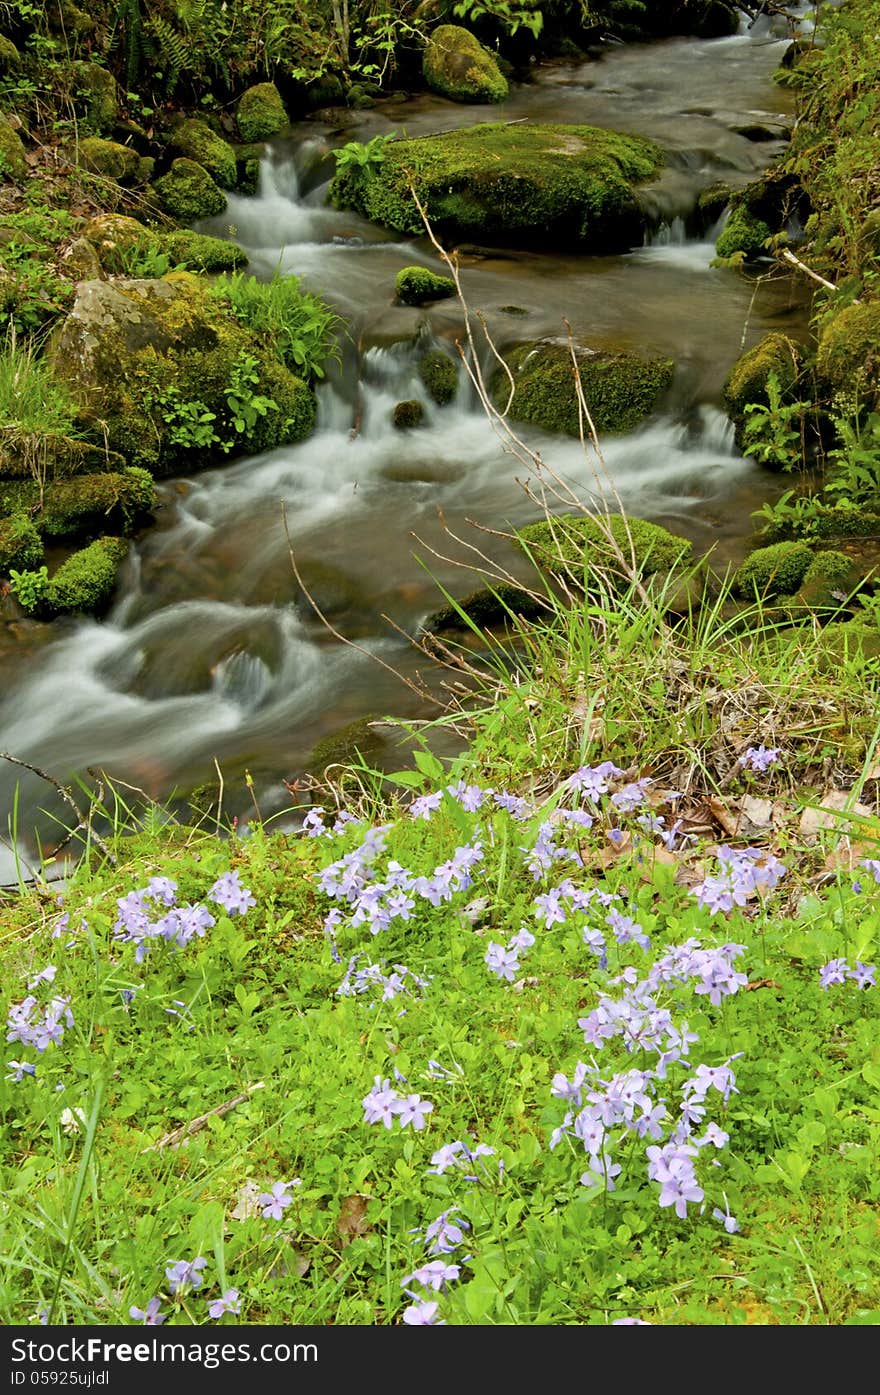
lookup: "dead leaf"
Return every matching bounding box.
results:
[706,797,739,838]
[230,1181,262,1221]
[336,1194,370,1244]
[739,795,775,830]
[800,789,873,839]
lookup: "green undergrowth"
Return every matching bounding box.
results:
[1,563,880,1326]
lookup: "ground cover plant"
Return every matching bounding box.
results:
[2,573,880,1326]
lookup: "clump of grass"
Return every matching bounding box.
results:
[0,330,81,494]
[209,271,340,380]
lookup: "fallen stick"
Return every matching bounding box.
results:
[143,1082,265,1153]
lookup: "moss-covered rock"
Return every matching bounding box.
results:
[84,214,247,275]
[50,275,316,475]
[792,549,860,610]
[516,513,692,583]
[723,332,803,424]
[423,24,509,104]
[83,213,153,268]
[154,158,227,223]
[395,265,456,306]
[419,349,458,405]
[492,339,674,437]
[816,301,880,412]
[306,715,391,775]
[0,434,125,482]
[392,399,425,429]
[425,582,544,632]
[735,540,814,597]
[62,236,103,282]
[0,111,27,182]
[715,204,771,260]
[330,121,663,251]
[40,536,129,616]
[162,230,248,272]
[0,36,21,74]
[236,83,288,143]
[168,119,238,191]
[0,514,42,573]
[38,469,156,540]
[68,62,118,134]
[77,136,142,183]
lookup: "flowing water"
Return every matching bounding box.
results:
[0,14,815,875]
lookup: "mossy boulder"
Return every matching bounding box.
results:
[734,540,814,597]
[0,514,42,574]
[419,349,458,405]
[715,205,770,261]
[0,37,20,75]
[392,399,425,429]
[723,332,803,423]
[330,121,663,252]
[492,340,674,437]
[516,513,692,584]
[40,536,129,617]
[68,62,118,134]
[423,24,509,104]
[0,111,27,182]
[0,434,125,482]
[425,583,545,632]
[395,265,456,306]
[77,137,142,184]
[154,158,227,223]
[168,119,238,191]
[306,716,391,775]
[236,83,288,143]
[816,301,880,412]
[162,230,248,272]
[38,469,155,540]
[50,275,316,475]
[792,549,860,611]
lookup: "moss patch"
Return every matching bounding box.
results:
[735,541,814,597]
[0,111,27,182]
[817,301,880,411]
[423,24,509,104]
[395,265,456,305]
[723,332,803,423]
[793,549,861,611]
[330,121,662,251]
[0,514,42,573]
[516,513,692,583]
[715,204,771,260]
[419,349,458,405]
[162,230,248,272]
[154,159,227,223]
[67,61,118,134]
[76,137,142,184]
[0,469,155,541]
[493,340,674,436]
[236,83,288,143]
[392,399,425,429]
[168,120,238,191]
[425,583,545,632]
[40,536,129,616]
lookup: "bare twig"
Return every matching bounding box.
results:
[143,1082,265,1153]
[0,752,116,866]
[778,246,854,299]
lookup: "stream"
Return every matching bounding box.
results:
[0,13,815,876]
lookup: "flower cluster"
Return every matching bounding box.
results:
[113,871,255,963]
[130,1258,243,1324]
[738,745,781,773]
[336,956,431,1005]
[819,958,876,990]
[427,1139,496,1179]
[484,926,534,982]
[401,1208,474,1324]
[692,846,786,915]
[258,1179,300,1220]
[7,992,74,1057]
[362,1075,434,1130]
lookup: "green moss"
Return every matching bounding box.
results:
[0,112,26,182]
[236,83,288,143]
[492,341,674,436]
[67,62,118,134]
[168,120,238,191]
[0,514,42,573]
[77,137,141,184]
[816,301,880,410]
[1,469,156,541]
[247,357,316,451]
[426,583,545,632]
[41,536,129,616]
[154,159,227,223]
[722,332,803,424]
[516,513,692,583]
[793,549,859,611]
[306,716,390,775]
[395,266,456,306]
[330,121,663,251]
[423,24,509,104]
[715,205,771,260]
[419,349,458,405]
[392,399,425,429]
[162,230,248,272]
[0,36,21,73]
[735,540,814,597]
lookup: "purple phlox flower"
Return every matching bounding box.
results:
[636,812,666,836]
[6,1059,36,1082]
[580,1154,623,1191]
[712,1205,741,1235]
[492,790,533,821]
[130,1297,166,1325]
[685,1061,739,1105]
[424,1210,470,1255]
[301,808,327,837]
[397,1094,434,1130]
[146,876,178,906]
[409,792,443,821]
[659,818,685,851]
[510,925,536,951]
[485,942,520,982]
[551,1061,589,1104]
[427,1141,466,1175]
[569,762,622,802]
[258,1180,296,1221]
[861,858,880,884]
[207,1288,241,1319]
[50,913,69,941]
[606,910,650,950]
[646,1142,704,1218]
[209,871,256,916]
[560,807,594,830]
[27,965,57,991]
[447,781,486,812]
[402,1260,461,1292]
[606,828,626,848]
[848,961,876,990]
[738,745,781,773]
[533,886,568,928]
[819,957,849,989]
[333,810,362,835]
[696,1121,730,1149]
[581,926,608,965]
[362,1076,402,1128]
[633,1102,669,1140]
[402,1300,444,1325]
[165,1257,208,1294]
[611,778,653,813]
[612,1317,652,1325]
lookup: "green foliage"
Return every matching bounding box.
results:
[223,350,277,439]
[332,132,394,175]
[741,371,809,472]
[451,0,543,38]
[7,562,48,609]
[209,270,339,381]
[0,205,77,335]
[146,383,221,451]
[38,536,129,615]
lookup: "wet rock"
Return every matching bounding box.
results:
[37,537,129,617]
[153,158,227,222]
[306,715,392,775]
[67,61,118,134]
[0,36,21,74]
[395,266,456,306]
[62,236,103,282]
[0,110,27,181]
[76,136,142,183]
[168,118,238,191]
[516,513,692,585]
[236,83,288,142]
[423,24,509,104]
[722,332,804,450]
[329,121,662,252]
[392,399,425,430]
[424,583,545,633]
[491,338,674,436]
[419,349,458,405]
[734,541,814,597]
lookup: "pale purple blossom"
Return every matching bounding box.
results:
[207,1288,241,1319]
[130,1297,166,1325]
[402,1300,444,1325]
[209,871,256,916]
[258,1181,295,1220]
[165,1257,208,1294]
